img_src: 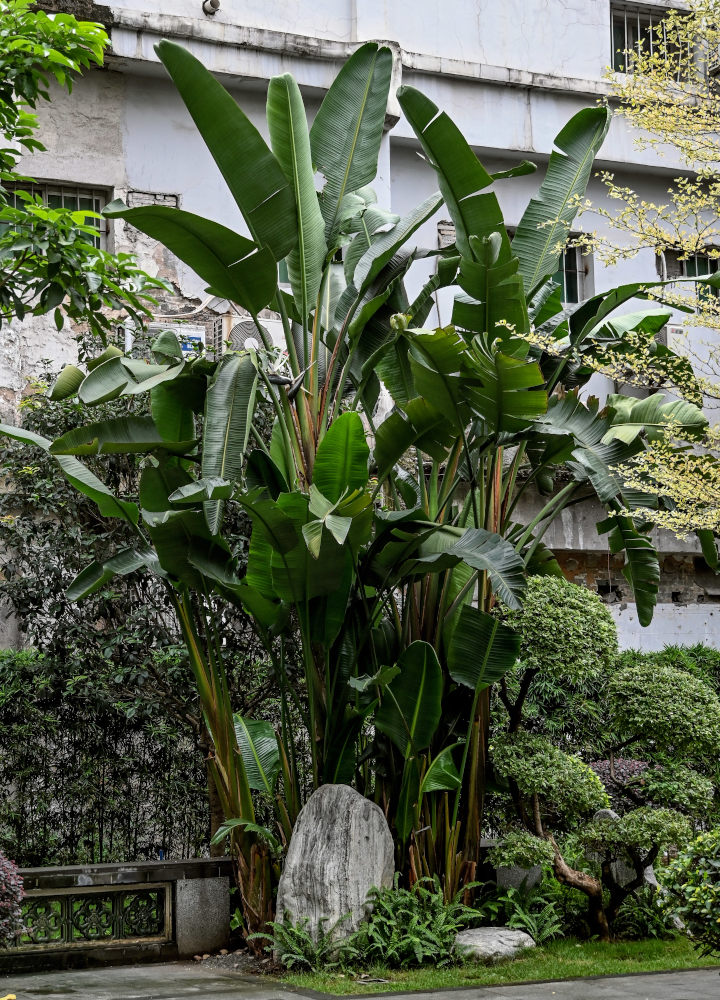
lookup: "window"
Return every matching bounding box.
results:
[658,248,719,305]
[552,246,589,304]
[4,182,108,248]
[611,3,678,73]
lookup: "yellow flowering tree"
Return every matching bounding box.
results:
[573,0,720,541]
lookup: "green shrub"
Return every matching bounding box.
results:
[582,807,691,863]
[662,827,720,957]
[627,764,715,816]
[492,732,609,825]
[504,576,618,683]
[488,831,554,870]
[608,663,720,758]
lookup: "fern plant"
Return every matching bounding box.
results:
[250,913,359,971]
[613,886,678,941]
[349,876,479,968]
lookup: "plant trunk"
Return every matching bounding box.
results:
[234,835,274,953]
[548,834,610,942]
[208,765,226,858]
[462,687,489,868]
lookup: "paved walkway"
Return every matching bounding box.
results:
[1,961,719,1000]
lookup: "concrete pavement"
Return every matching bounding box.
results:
[1,961,719,1000]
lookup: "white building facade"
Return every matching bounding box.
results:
[7,0,720,647]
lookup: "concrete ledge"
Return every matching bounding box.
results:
[20,858,234,891]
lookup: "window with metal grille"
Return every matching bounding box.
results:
[658,248,720,304]
[611,3,682,74]
[4,182,108,248]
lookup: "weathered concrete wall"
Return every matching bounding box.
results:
[613,603,720,651]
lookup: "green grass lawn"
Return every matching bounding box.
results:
[277,935,720,995]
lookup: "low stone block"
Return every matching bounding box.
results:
[495,864,542,890]
[455,926,536,962]
[175,876,230,958]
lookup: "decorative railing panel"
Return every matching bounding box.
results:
[13,883,171,951]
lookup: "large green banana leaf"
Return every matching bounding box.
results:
[267,73,326,321]
[151,382,195,444]
[103,201,277,316]
[155,40,297,261]
[0,424,138,523]
[312,412,369,502]
[49,416,196,456]
[49,364,84,400]
[140,460,194,512]
[309,42,393,241]
[407,327,472,433]
[374,397,455,482]
[233,716,281,793]
[201,353,259,533]
[512,107,610,297]
[447,605,520,691]
[419,745,463,794]
[452,232,529,339]
[353,193,443,297]
[74,355,185,408]
[67,548,163,601]
[604,393,707,444]
[468,340,547,434]
[142,508,223,586]
[598,508,660,627]
[397,86,504,259]
[396,524,527,610]
[375,641,443,758]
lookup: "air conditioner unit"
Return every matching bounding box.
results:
[148,321,206,356]
[665,324,686,351]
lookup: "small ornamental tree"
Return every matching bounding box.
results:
[608,661,720,763]
[491,576,692,939]
[581,808,691,925]
[0,852,23,947]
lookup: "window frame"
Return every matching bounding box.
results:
[4,181,109,249]
[610,1,683,75]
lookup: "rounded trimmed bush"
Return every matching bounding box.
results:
[505,575,618,683]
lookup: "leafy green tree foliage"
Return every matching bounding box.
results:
[608,661,720,761]
[493,732,609,826]
[486,829,555,870]
[499,576,617,735]
[0,0,162,340]
[662,827,720,957]
[0,648,210,865]
[489,577,696,939]
[504,576,618,682]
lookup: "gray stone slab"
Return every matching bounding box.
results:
[175,876,230,957]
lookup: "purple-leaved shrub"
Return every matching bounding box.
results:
[0,852,24,946]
